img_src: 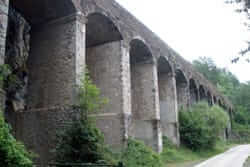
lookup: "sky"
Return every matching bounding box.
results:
[115,0,250,82]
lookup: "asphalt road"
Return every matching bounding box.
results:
[195,145,250,167]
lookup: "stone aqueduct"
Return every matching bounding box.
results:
[0,0,233,164]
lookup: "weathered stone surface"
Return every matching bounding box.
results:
[0,0,234,164]
[0,0,8,65]
[5,7,30,112]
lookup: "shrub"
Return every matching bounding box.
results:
[54,70,113,164]
[121,138,163,167]
[0,112,33,167]
[179,102,229,151]
[0,64,11,89]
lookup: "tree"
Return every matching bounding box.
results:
[226,0,250,62]
[192,57,240,102]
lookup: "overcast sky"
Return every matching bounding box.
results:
[115,0,250,82]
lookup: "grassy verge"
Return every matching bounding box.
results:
[244,156,250,167]
[161,138,236,167]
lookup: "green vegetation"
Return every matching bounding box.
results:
[54,70,164,167]
[244,156,250,167]
[0,112,33,167]
[0,64,11,90]
[193,57,250,143]
[121,138,163,167]
[161,137,233,166]
[179,102,229,151]
[0,64,33,167]
[54,70,113,164]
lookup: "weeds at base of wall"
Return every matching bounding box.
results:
[53,70,163,167]
[0,112,34,167]
[120,138,163,167]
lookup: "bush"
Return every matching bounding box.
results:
[0,112,33,167]
[121,138,163,167]
[54,70,113,165]
[179,102,229,151]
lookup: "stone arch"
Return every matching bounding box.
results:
[199,85,207,102]
[175,69,188,109]
[130,39,161,151]
[218,99,223,108]
[86,12,126,149]
[6,0,80,110]
[11,0,77,25]
[213,96,217,104]
[157,56,179,145]
[207,91,213,106]
[86,13,123,47]
[189,79,199,105]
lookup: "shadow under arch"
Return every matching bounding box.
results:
[86,12,123,48]
[213,96,217,104]
[207,91,213,106]
[175,69,188,109]
[189,78,199,105]
[11,0,77,25]
[199,85,207,102]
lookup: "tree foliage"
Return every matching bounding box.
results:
[193,57,240,103]
[121,139,163,167]
[0,112,33,167]
[193,57,250,141]
[226,0,250,62]
[179,102,230,151]
[54,70,111,164]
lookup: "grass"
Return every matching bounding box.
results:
[161,138,236,167]
[244,156,250,167]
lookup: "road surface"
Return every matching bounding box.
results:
[195,145,250,167]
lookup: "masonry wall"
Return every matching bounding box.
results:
[14,107,79,165]
[0,0,8,108]
[26,19,81,108]
[0,0,8,65]
[0,0,235,164]
[4,12,86,165]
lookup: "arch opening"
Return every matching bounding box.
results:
[130,39,160,150]
[207,91,213,106]
[218,99,223,108]
[11,0,76,26]
[189,79,198,105]
[4,0,79,164]
[199,85,207,102]
[175,69,188,109]
[86,13,124,148]
[157,57,178,145]
[130,39,154,119]
[213,96,217,104]
[86,13,123,48]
